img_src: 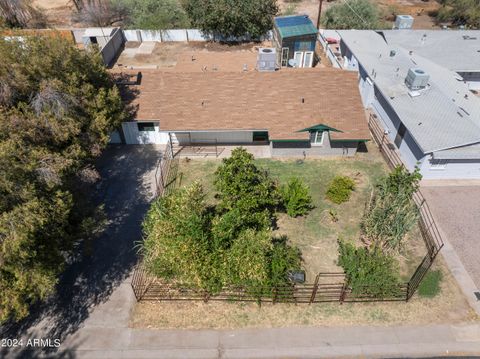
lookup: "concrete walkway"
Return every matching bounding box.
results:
[21,322,480,358]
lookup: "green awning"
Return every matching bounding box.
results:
[297,124,342,133]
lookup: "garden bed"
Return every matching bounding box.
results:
[176,155,425,281]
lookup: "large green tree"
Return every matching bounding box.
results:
[322,0,382,30]
[116,0,190,29]
[0,35,124,322]
[181,0,278,38]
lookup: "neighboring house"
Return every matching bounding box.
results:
[332,29,480,179]
[272,15,318,68]
[116,69,370,157]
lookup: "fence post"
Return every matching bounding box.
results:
[309,274,320,304]
[168,133,174,158]
[339,282,347,304]
[159,158,165,190]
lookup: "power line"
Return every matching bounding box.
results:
[340,0,372,28]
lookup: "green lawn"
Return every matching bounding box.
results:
[177,156,389,281]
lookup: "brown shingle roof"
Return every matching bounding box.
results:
[126,68,369,141]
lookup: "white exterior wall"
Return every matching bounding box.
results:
[122,122,170,144]
[174,131,253,145]
[419,157,480,179]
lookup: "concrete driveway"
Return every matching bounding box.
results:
[1,145,162,358]
[422,185,480,291]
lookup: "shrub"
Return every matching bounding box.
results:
[338,240,402,298]
[418,270,442,298]
[281,177,313,217]
[326,176,355,204]
[141,182,217,290]
[269,236,303,286]
[362,166,421,253]
[322,0,382,29]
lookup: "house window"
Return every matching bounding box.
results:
[281,47,289,67]
[430,159,448,170]
[310,131,325,146]
[137,122,155,132]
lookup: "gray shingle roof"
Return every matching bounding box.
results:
[337,30,480,156]
[382,30,480,73]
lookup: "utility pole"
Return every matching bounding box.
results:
[316,0,324,29]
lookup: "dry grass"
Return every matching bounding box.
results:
[130,255,478,329]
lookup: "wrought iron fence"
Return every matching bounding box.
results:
[131,268,408,304]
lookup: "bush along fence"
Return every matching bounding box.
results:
[131,117,443,304]
[368,113,444,300]
[131,269,408,304]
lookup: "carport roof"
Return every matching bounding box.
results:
[121,69,369,141]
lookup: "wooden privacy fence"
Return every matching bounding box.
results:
[368,113,444,300]
[131,269,408,304]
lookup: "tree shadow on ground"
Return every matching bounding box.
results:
[1,145,161,356]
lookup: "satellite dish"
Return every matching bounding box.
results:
[288,59,297,67]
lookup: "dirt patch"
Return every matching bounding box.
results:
[33,0,75,27]
[114,41,271,70]
[279,0,440,29]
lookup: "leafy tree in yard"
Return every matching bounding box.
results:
[181,0,278,38]
[436,0,480,28]
[116,0,190,29]
[322,0,382,30]
[214,147,280,224]
[361,166,421,253]
[281,177,313,217]
[338,240,402,298]
[0,35,124,322]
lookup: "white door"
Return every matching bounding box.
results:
[293,51,304,68]
[303,51,314,68]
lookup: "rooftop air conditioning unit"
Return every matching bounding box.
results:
[257,48,277,72]
[405,68,429,90]
[394,15,414,29]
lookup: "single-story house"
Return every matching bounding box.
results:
[335,30,480,179]
[272,15,318,68]
[113,69,370,157]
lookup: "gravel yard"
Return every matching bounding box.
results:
[422,186,480,289]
